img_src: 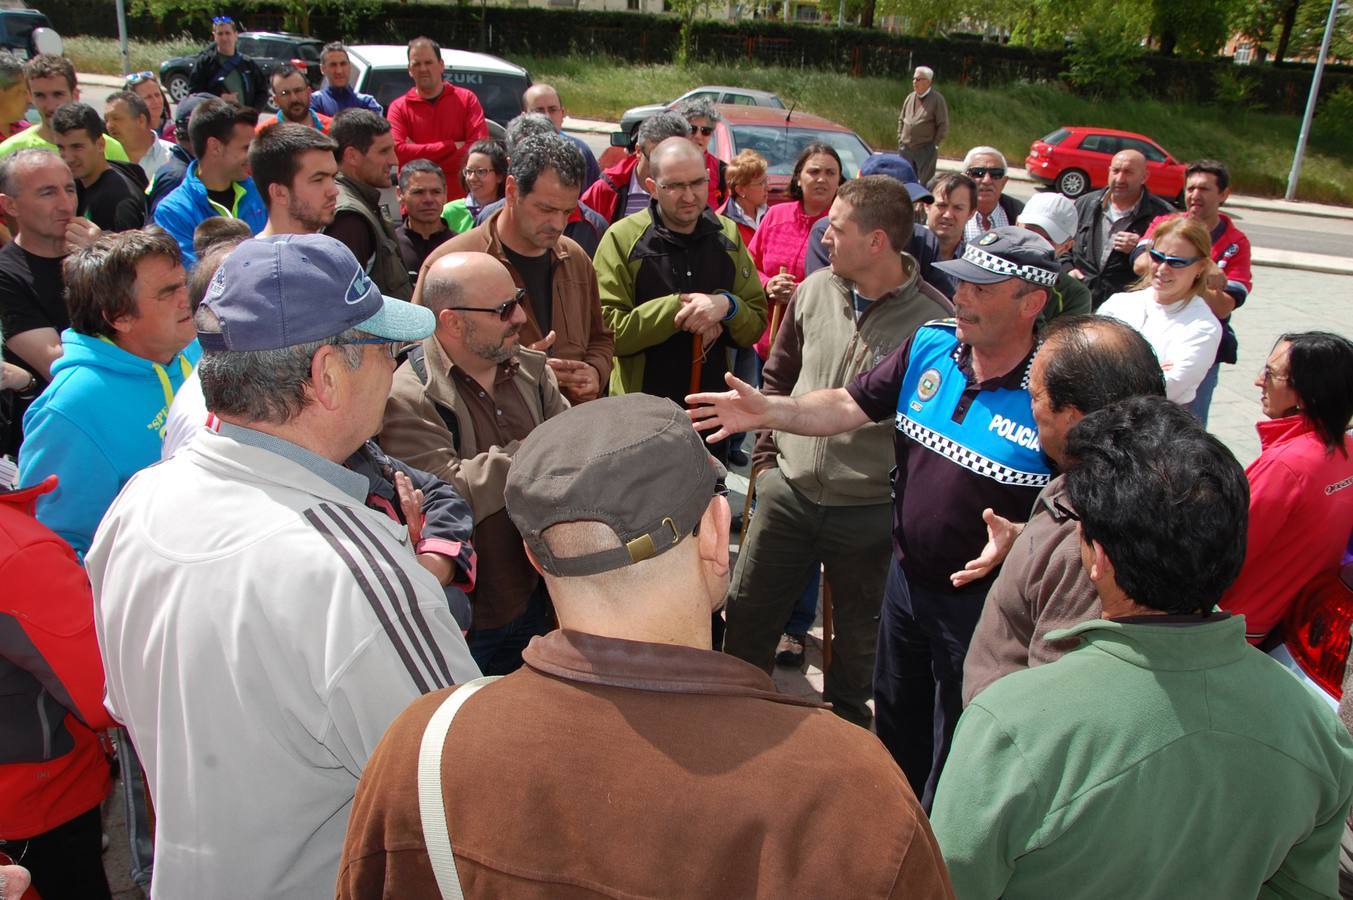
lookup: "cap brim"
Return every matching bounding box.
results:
[357,295,436,342]
[905,183,934,203]
[932,258,1013,284]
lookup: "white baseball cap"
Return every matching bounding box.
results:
[1017,192,1078,246]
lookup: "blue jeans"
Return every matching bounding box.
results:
[1186,362,1220,426]
[784,570,820,635]
[873,559,987,811]
[467,583,551,676]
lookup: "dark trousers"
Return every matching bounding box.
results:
[467,582,551,676]
[12,804,112,900]
[873,558,987,810]
[723,467,891,727]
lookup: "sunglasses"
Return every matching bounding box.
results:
[125,70,156,85]
[692,125,715,136]
[212,15,236,24]
[1147,248,1202,268]
[966,167,1006,180]
[447,288,527,321]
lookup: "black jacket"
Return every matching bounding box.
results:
[1070,188,1174,307]
[187,48,268,109]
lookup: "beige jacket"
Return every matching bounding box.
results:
[380,338,569,521]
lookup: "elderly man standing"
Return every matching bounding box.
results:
[423,133,613,405]
[382,251,568,676]
[897,66,948,185]
[523,82,600,189]
[595,136,766,461]
[1068,148,1172,307]
[962,146,1023,240]
[18,227,199,558]
[338,393,956,899]
[689,226,1056,807]
[87,234,480,899]
[932,396,1353,899]
[961,316,1165,704]
[388,36,489,195]
[724,175,950,728]
[581,111,690,226]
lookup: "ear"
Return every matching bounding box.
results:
[522,540,545,577]
[695,494,731,581]
[1088,538,1116,585]
[1021,286,1048,321]
[308,344,347,413]
[643,174,656,196]
[95,134,106,155]
[504,174,518,203]
[0,193,16,219]
[435,306,462,338]
[107,310,136,336]
[269,181,288,209]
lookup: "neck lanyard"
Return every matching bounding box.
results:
[98,335,193,413]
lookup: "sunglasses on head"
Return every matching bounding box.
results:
[212,15,236,25]
[966,166,1006,180]
[447,287,528,321]
[1147,248,1202,268]
[125,71,156,86]
[692,125,715,136]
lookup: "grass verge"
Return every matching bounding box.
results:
[66,38,1352,204]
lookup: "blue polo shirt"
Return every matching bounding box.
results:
[847,321,1051,592]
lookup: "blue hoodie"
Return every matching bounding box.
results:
[151,160,266,267]
[18,330,201,558]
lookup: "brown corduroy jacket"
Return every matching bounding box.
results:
[337,629,956,899]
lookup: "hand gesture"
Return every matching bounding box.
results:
[674,292,731,335]
[394,470,425,545]
[1111,231,1140,254]
[65,217,102,253]
[950,508,1023,587]
[548,358,602,402]
[528,330,557,355]
[687,371,770,444]
[765,272,796,304]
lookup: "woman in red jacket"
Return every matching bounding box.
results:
[747,143,842,360]
[1221,331,1353,643]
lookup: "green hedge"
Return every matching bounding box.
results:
[49,0,1352,112]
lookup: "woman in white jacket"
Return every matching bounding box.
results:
[1098,216,1222,406]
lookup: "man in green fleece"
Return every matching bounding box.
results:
[931,394,1353,900]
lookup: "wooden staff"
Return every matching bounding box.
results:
[689,332,704,398]
[821,576,834,673]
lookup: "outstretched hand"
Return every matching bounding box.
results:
[686,371,770,444]
[950,508,1023,587]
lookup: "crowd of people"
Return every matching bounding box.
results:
[1,30,1352,900]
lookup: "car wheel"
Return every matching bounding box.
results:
[165,72,191,102]
[1054,168,1089,198]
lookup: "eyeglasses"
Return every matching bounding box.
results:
[657,175,710,195]
[338,337,403,359]
[692,125,715,136]
[447,288,527,322]
[125,71,156,85]
[692,479,731,536]
[1051,497,1081,522]
[462,166,491,178]
[966,167,1006,180]
[1148,248,1202,269]
[1260,365,1290,384]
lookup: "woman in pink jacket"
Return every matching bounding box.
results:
[747,143,842,359]
[1221,331,1353,644]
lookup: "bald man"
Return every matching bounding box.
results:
[381,250,569,676]
[593,137,766,462]
[1068,148,1173,307]
[522,82,600,189]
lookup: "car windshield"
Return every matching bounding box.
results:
[362,69,529,125]
[728,125,872,178]
[1040,128,1071,146]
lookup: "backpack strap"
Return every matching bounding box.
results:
[417,675,502,900]
[405,344,463,451]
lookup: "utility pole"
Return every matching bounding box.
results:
[1285,0,1341,201]
[115,0,131,77]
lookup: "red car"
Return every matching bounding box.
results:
[602,104,873,205]
[1025,126,1186,203]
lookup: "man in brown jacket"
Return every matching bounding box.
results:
[724,175,950,728]
[421,132,612,404]
[897,66,948,185]
[959,315,1165,704]
[339,393,955,899]
[380,250,568,675]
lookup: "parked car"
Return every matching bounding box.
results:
[1268,565,1353,714]
[619,86,785,142]
[603,104,871,205]
[343,44,530,133]
[0,6,61,59]
[1025,126,1186,203]
[160,31,323,106]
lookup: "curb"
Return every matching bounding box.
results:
[1251,249,1353,276]
[78,72,128,89]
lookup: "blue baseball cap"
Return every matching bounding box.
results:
[197,234,434,351]
[859,152,933,203]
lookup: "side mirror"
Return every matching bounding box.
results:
[32,27,64,57]
[609,131,630,148]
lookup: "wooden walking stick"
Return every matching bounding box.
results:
[739,271,788,532]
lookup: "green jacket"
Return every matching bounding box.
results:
[1035,270,1093,330]
[594,203,766,401]
[931,614,1353,900]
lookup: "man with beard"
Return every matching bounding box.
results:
[325,109,411,299]
[249,123,338,237]
[256,66,331,134]
[381,251,569,676]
